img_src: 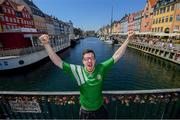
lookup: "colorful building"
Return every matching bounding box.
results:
[152,0,180,33]
[141,0,158,32]
[134,10,143,32]
[0,0,34,32]
[128,13,136,32]
[20,0,47,32]
[172,1,180,32]
[112,21,121,35]
[45,14,55,35]
[120,15,128,33]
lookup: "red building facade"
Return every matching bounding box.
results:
[140,0,158,32]
[128,13,136,32]
[0,0,34,32]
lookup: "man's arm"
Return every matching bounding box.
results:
[39,34,63,68]
[112,32,134,63]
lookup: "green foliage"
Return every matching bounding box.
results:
[73,28,83,36]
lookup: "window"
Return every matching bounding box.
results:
[3,25,6,31]
[160,8,163,14]
[5,16,8,22]
[4,61,8,66]
[13,18,16,23]
[155,27,157,32]
[166,16,169,22]
[171,5,174,11]
[10,17,13,22]
[174,25,179,32]
[167,6,170,12]
[154,11,156,16]
[176,14,180,21]
[159,18,161,23]
[7,9,11,14]
[17,19,20,24]
[3,7,6,13]
[7,25,10,30]
[152,28,154,32]
[156,18,158,24]
[11,10,14,14]
[163,7,166,13]
[157,10,159,15]
[162,17,165,23]
[177,3,180,9]
[161,27,163,32]
[170,15,173,22]
[21,19,24,24]
[0,16,4,21]
[153,19,155,24]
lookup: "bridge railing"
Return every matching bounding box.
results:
[0,89,180,119]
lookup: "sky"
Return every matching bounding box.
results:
[33,0,147,31]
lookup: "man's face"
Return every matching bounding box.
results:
[82,52,96,73]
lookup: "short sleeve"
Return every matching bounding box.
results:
[62,61,71,73]
[62,61,82,86]
[100,57,115,73]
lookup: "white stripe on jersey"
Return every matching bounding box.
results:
[77,66,85,85]
[70,64,81,86]
[82,68,88,82]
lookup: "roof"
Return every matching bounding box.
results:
[149,0,159,7]
[0,0,5,5]
[17,5,25,11]
[9,0,25,11]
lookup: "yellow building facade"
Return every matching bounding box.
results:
[33,15,47,32]
[112,22,121,35]
[152,1,180,33]
[172,2,180,32]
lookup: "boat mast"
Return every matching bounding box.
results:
[110,6,113,37]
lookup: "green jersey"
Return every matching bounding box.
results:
[62,57,114,111]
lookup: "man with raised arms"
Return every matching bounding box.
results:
[39,32,134,119]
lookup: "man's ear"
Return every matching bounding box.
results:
[82,59,85,65]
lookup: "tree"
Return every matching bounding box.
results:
[74,28,83,36]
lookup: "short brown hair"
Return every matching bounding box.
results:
[82,49,96,59]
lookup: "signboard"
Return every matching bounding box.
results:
[9,100,41,113]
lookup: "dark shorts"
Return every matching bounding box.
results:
[79,105,108,119]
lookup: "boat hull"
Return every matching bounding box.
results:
[0,43,70,71]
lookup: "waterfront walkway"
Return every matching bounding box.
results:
[112,35,180,64]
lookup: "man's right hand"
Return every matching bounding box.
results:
[39,34,63,68]
[39,34,49,45]
[127,31,135,40]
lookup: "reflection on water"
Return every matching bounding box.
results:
[0,37,179,91]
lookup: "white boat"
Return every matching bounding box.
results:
[104,40,113,45]
[99,37,105,41]
[0,32,70,71]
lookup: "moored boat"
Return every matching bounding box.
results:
[0,32,71,71]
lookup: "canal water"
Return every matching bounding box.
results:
[0,37,180,91]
